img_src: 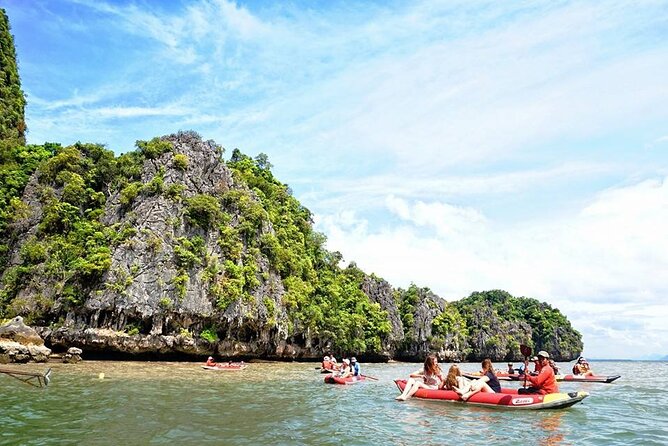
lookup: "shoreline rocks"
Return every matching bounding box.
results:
[0,316,51,363]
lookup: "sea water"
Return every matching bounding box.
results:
[1,360,666,445]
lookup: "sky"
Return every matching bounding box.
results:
[4,0,668,359]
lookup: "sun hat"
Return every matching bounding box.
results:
[324,356,330,361]
[507,362,513,365]
[208,356,213,360]
[350,357,357,363]
[343,358,350,364]
[530,356,538,361]
[537,351,550,358]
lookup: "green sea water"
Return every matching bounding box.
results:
[1,360,666,445]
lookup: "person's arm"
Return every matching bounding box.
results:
[409,369,424,378]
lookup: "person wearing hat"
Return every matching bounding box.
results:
[350,357,361,378]
[572,356,594,376]
[205,356,216,367]
[507,362,516,374]
[322,355,338,372]
[337,358,353,378]
[518,351,558,395]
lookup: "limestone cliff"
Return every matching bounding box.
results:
[0,132,583,362]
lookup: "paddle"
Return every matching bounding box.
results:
[361,374,379,381]
[520,344,532,388]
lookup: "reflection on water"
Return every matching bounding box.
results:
[537,412,565,446]
[1,361,667,445]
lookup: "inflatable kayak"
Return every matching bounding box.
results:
[556,374,621,383]
[324,374,366,385]
[394,380,588,410]
[464,372,620,384]
[201,363,247,371]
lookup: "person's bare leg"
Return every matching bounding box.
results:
[396,378,417,400]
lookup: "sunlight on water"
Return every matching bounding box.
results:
[1,361,666,445]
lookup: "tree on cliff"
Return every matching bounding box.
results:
[0,8,26,146]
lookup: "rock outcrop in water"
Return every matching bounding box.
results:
[0,316,51,363]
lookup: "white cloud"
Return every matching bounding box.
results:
[91,106,189,118]
[386,195,487,238]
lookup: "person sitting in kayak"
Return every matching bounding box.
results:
[321,355,337,371]
[518,351,559,394]
[548,358,560,374]
[572,356,594,376]
[507,362,515,374]
[442,364,472,393]
[531,356,543,375]
[456,358,501,401]
[350,357,361,377]
[206,356,216,367]
[337,358,353,378]
[395,354,445,401]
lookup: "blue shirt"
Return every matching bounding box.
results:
[352,362,360,376]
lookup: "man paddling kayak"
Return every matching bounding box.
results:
[518,350,558,394]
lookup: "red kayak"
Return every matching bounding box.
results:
[394,380,588,410]
[464,372,620,384]
[556,374,621,383]
[324,374,366,385]
[201,363,247,371]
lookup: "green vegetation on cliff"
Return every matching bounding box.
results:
[0,8,26,146]
[0,136,392,355]
[226,150,391,353]
[0,135,583,359]
[453,290,583,360]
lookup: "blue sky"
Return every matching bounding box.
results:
[4,0,668,359]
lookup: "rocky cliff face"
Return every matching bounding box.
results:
[361,275,403,357]
[2,132,298,359]
[0,132,584,362]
